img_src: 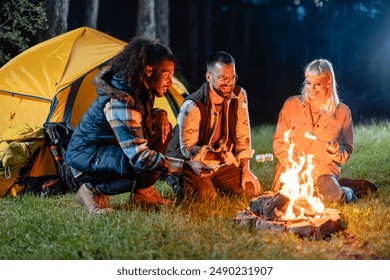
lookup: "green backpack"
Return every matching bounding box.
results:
[0,124,44,197]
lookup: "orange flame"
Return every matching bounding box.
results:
[279,131,325,220]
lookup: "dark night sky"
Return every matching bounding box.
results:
[70,0,390,126]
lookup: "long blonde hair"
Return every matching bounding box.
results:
[300,59,340,115]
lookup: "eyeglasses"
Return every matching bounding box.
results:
[209,72,239,84]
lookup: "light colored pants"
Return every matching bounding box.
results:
[316,174,357,203]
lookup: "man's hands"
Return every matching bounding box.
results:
[183,161,215,177]
[204,149,237,166]
[220,150,237,165]
[239,158,261,196]
[154,109,170,143]
[241,169,262,196]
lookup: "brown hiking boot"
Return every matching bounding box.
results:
[133,186,173,206]
[76,183,114,214]
[338,178,378,198]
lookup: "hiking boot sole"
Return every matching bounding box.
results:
[134,198,173,207]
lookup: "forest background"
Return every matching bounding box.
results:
[1,0,389,126]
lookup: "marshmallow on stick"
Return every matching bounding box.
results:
[305,131,317,140]
[305,131,326,143]
[255,153,274,162]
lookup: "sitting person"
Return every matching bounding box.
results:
[65,37,213,214]
[272,58,377,203]
[166,51,261,201]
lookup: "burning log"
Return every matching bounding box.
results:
[291,198,321,218]
[249,192,289,220]
[311,217,333,239]
[235,192,344,239]
[255,220,285,232]
[236,130,344,239]
[285,221,313,237]
[234,209,258,227]
[249,192,321,221]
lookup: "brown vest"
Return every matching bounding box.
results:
[166,82,240,159]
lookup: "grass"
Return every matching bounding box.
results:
[0,121,389,260]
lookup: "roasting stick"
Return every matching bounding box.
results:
[211,163,227,170]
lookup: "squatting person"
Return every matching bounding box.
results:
[65,37,213,213]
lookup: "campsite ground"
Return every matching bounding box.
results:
[0,122,389,260]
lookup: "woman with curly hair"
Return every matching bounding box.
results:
[65,37,213,214]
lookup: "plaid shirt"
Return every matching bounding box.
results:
[104,98,184,175]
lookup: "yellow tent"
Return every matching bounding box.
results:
[0,27,188,178]
[0,27,188,135]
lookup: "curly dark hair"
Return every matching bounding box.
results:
[109,36,175,93]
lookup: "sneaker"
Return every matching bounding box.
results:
[76,183,114,214]
[338,178,378,198]
[133,186,173,206]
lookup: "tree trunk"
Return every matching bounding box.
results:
[155,0,169,46]
[187,0,199,86]
[241,3,252,80]
[84,0,99,29]
[39,0,70,41]
[201,0,212,62]
[197,0,212,86]
[136,0,156,39]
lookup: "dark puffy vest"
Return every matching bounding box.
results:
[65,88,154,175]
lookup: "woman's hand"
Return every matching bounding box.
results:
[326,141,340,155]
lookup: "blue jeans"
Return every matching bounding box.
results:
[73,124,171,195]
[316,174,357,203]
[73,168,161,195]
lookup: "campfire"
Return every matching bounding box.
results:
[235,131,343,239]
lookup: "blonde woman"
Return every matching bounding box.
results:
[272,59,376,203]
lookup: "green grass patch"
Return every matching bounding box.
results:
[0,121,389,260]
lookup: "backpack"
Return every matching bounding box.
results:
[22,175,68,198]
[43,122,79,193]
[0,124,44,197]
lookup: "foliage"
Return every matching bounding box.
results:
[0,122,389,260]
[0,0,47,65]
